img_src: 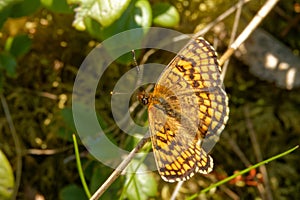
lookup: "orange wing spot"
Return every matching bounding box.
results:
[178,156,185,164]
[164,171,170,176]
[211,73,219,81]
[171,163,178,170]
[174,160,181,169]
[203,81,211,87]
[218,104,224,112]
[214,111,222,121]
[200,105,207,113]
[170,171,177,175]
[204,99,211,107]
[183,163,191,171]
[204,117,212,125]
[211,101,218,108]
[211,121,219,130]
[200,92,208,99]
[181,152,189,159]
[177,60,193,69]
[185,150,192,157]
[216,94,223,103]
[207,108,213,116]
[165,164,172,171]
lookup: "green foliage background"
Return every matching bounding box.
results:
[0,0,299,199]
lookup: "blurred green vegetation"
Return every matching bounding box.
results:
[0,0,299,199]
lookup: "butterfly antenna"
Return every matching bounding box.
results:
[131,49,144,90]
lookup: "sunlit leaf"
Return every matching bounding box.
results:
[4,34,32,57]
[152,2,180,27]
[71,0,131,30]
[84,0,151,41]
[0,150,14,200]
[124,159,157,200]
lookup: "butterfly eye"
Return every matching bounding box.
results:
[141,97,149,105]
[137,92,150,105]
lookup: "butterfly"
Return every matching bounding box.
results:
[138,36,229,182]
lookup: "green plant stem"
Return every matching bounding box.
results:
[73,134,91,198]
[186,145,299,200]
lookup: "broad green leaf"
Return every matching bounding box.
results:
[60,108,76,132]
[0,150,14,200]
[84,0,151,64]
[152,2,180,27]
[41,0,72,14]
[59,184,88,200]
[56,108,76,141]
[82,0,151,40]
[9,0,40,18]
[89,165,122,199]
[0,52,17,77]
[0,0,21,12]
[0,7,10,29]
[5,34,32,57]
[124,159,157,200]
[72,0,131,30]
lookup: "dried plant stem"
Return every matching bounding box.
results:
[194,0,250,38]
[221,0,244,80]
[223,131,252,166]
[0,94,22,200]
[170,181,184,200]
[244,106,273,200]
[219,0,280,66]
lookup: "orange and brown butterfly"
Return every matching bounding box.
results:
[138,36,229,182]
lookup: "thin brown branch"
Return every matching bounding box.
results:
[219,0,280,66]
[194,0,251,38]
[27,145,73,155]
[222,131,252,166]
[244,106,273,200]
[170,181,184,200]
[221,0,244,80]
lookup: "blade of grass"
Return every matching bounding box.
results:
[186,145,299,200]
[73,134,91,198]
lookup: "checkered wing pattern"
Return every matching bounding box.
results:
[146,37,229,182]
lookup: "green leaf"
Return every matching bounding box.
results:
[0,0,21,12]
[124,159,157,200]
[59,184,88,200]
[89,165,121,199]
[82,0,151,40]
[0,7,10,29]
[152,2,180,27]
[9,0,40,18]
[41,0,72,14]
[84,0,151,64]
[0,150,14,200]
[56,108,76,141]
[5,34,32,57]
[72,0,131,30]
[60,108,76,132]
[0,52,17,77]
